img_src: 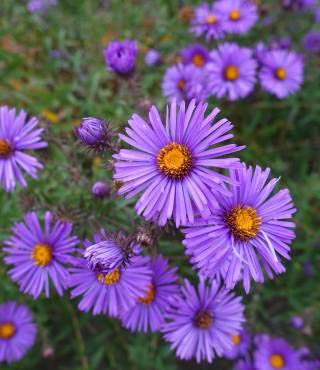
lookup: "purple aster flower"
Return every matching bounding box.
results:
[91,181,111,198]
[144,49,162,66]
[259,49,304,99]
[4,211,79,299]
[162,279,245,363]
[183,164,296,293]
[113,99,245,227]
[84,229,138,274]
[0,106,47,192]
[27,0,57,13]
[121,255,179,333]
[302,31,320,52]
[190,2,225,40]
[103,39,138,75]
[0,302,37,364]
[162,64,208,103]
[290,315,304,329]
[180,44,210,68]
[206,43,257,101]
[69,230,152,316]
[75,117,114,153]
[254,335,302,370]
[224,329,251,360]
[215,0,258,34]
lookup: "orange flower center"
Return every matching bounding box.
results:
[192,54,205,68]
[226,206,261,240]
[32,243,53,267]
[229,9,241,21]
[195,310,213,329]
[224,64,240,81]
[206,14,217,25]
[138,284,155,304]
[275,67,287,80]
[98,269,121,285]
[157,143,192,179]
[0,139,12,157]
[0,322,15,339]
[232,334,241,346]
[270,354,285,369]
[177,79,186,91]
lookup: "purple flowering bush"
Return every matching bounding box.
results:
[0,0,319,369]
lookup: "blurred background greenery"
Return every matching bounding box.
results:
[0,0,319,369]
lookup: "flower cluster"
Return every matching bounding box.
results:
[162,41,304,101]
[190,0,258,40]
[228,331,320,370]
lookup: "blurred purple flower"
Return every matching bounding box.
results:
[270,37,292,50]
[303,260,315,277]
[206,42,257,101]
[302,31,320,52]
[144,49,161,66]
[224,329,251,360]
[103,39,137,75]
[4,212,79,299]
[91,181,110,198]
[282,0,316,9]
[254,335,302,370]
[190,2,225,40]
[162,279,245,363]
[291,315,304,329]
[259,49,304,99]
[183,164,296,293]
[180,44,210,68]
[0,302,37,363]
[215,0,258,34]
[27,0,57,13]
[315,7,320,22]
[162,64,208,102]
[0,106,47,192]
[113,99,244,227]
[121,255,179,332]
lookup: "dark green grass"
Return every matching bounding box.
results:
[0,0,319,369]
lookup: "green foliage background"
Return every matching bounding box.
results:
[0,0,319,369]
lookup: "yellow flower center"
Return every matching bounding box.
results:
[224,64,240,81]
[275,67,287,80]
[0,139,12,157]
[206,14,217,25]
[226,206,261,240]
[98,269,121,285]
[157,143,192,179]
[138,284,155,304]
[192,54,205,68]
[195,310,213,329]
[177,79,186,91]
[229,9,241,21]
[232,334,241,346]
[32,243,53,267]
[270,354,285,369]
[0,322,15,339]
